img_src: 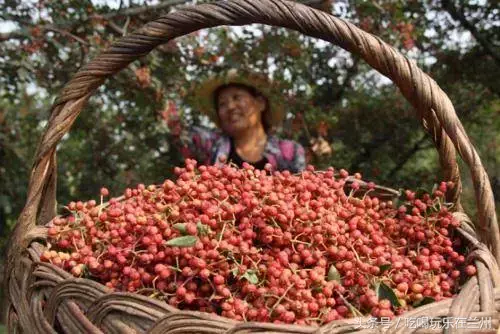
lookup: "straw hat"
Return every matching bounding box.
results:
[189,68,286,130]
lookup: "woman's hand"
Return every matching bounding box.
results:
[310,136,332,157]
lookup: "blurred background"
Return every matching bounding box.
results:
[0,0,498,323]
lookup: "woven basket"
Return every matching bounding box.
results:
[5,0,500,333]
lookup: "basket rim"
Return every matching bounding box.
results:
[6,1,499,326]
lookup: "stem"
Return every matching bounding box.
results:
[291,239,312,246]
[152,275,159,290]
[180,276,194,288]
[174,256,179,282]
[348,244,361,264]
[269,283,295,317]
[98,195,104,216]
[216,221,227,249]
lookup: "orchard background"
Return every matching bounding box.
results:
[0,0,498,325]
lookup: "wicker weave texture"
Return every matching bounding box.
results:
[5,0,500,333]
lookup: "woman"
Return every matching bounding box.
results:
[171,69,306,173]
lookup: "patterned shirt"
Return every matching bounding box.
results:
[178,125,306,173]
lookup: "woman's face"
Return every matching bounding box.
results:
[216,85,266,136]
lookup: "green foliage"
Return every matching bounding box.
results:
[374,281,401,308]
[0,0,498,259]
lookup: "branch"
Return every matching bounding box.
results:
[332,57,360,104]
[349,131,395,172]
[44,27,89,46]
[441,0,500,66]
[1,0,331,44]
[388,134,430,178]
[98,0,190,20]
[0,31,25,42]
[0,0,192,43]
[107,20,126,35]
[385,85,483,179]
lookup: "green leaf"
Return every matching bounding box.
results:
[375,281,401,307]
[413,296,435,308]
[165,236,197,247]
[393,197,400,209]
[241,269,259,284]
[394,189,407,208]
[327,265,341,282]
[311,283,323,293]
[415,187,429,199]
[379,264,391,273]
[173,223,187,234]
[231,266,239,277]
[197,222,210,236]
[81,264,90,278]
[168,265,182,273]
[425,206,433,216]
[0,195,12,215]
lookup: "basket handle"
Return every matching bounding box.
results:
[8,0,499,265]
